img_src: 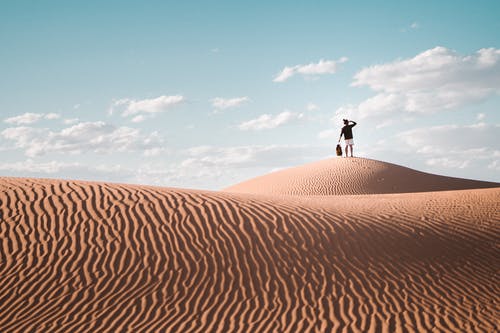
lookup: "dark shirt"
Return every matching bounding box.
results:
[341,121,356,140]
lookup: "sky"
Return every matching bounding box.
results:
[1,0,499,189]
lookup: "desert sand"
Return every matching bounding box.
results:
[0,157,498,332]
[225,157,500,195]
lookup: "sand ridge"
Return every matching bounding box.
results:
[0,174,499,332]
[224,157,500,196]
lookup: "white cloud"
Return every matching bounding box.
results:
[4,112,61,125]
[2,121,165,157]
[335,93,404,123]
[5,113,43,124]
[488,159,500,171]
[178,144,333,189]
[306,102,319,111]
[410,22,419,29]
[211,96,249,112]
[273,57,348,82]
[185,144,324,168]
[144,147,167,157]
[64,118,79,125]
[0,159,147,183]
[397,122,499,152]
[353,47,500,93]
[238,111,304,130]
[339,47,500,121]
[426,157,469,169]
[0,143,332,189]
[109,95,185,120]
[357,120,500,182]
[45,113,60,120]
[0,159,82,174]
[131,115,146,123]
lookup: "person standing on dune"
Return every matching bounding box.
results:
[338,119,357,157]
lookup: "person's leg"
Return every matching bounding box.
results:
[350,144,354,157]
[345,144,349,157]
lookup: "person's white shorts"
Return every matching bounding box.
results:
[345,139,354,145]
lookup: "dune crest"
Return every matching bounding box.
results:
[0,176,499,332]
[224,157,500,195]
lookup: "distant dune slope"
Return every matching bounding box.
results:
[0,177,498,332]
[224,158,500,195]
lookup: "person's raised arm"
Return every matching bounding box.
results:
[350,120,357,127]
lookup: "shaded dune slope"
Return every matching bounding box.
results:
[0,177,499,332]
[224,158,500,195]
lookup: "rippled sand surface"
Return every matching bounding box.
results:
[1,158,499,332]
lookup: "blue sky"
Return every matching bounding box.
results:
[1,1,499,189]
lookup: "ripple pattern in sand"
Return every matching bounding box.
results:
[224,158,500,196]
[0,178,499,332]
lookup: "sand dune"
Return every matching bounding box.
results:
[225,157,500,195]
[0,160,499,332]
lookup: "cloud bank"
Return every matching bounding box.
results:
[337,47,500,121]
[365,121,500,178]
[0,144,329,190]
[397,122,499,155]
[2,121,165,157]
